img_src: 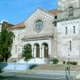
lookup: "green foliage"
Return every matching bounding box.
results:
[63,61,66,64]
[67,61,77,65]
[53,58,59,64]
[67,61,69,64]
[72,61,77,65]
[0,30,14,62]
[22,44,32,61]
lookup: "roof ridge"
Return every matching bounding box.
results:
[8,22,25,29]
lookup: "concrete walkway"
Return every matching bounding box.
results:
[28,70,80,76]
[2,69,80,76]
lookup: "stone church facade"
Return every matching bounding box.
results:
[57,0,80,62]
[7,0,80,64]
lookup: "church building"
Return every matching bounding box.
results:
[7,0,80,64]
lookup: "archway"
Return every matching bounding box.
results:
[42,43,48,58]
[34,43,40,58]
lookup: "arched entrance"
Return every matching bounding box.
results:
[42,43,48,58]
[34,43,40,58]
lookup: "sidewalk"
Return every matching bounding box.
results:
[2,69,80,76]
[28,70,80,76]
[1,64,80,77]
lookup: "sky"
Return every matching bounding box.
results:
[0,0,57,25]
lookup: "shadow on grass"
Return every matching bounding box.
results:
[29,64,37,70]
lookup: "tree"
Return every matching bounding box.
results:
[22,44,32,61]
[0,30,14,62]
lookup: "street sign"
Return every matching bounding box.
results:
[68,54,70,59]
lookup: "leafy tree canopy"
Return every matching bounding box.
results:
[22,44,32,61]
[0,30,14,62]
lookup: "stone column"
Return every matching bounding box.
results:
[33,45,36,58]
[42,45,44,58]
[40,45,42,58]
[32,45,34,58]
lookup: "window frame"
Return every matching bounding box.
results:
[69,41,72,51]
[69,7,73,16]
[73,26,75,33]
[65,27,67,34]
[35,20,43,32]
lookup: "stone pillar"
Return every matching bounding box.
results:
[33,45,36,58]
[32,45,34,57]
[52,26,57,58]
[40,45,42,58]
[42,45,44,58]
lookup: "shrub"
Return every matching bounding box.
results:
[22,44,32,61]
[67,61,71,64]
[63,61,66,64]
[72,61,77,65]
[67,61,77,65]
[53,58,59,64]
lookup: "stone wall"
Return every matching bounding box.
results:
[57,19,80,61]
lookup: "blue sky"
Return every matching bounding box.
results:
[0,0,57,25]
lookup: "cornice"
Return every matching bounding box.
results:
[58,7,80,13]
[54,16,80,22]
[22,33,54,41]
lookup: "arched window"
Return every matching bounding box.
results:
[69,41,72,51]
[73,26,75,33]
[69,7,73,16]
[36,20,43,31]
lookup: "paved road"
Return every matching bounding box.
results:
[0,75,74,80]
[0,72,75,80]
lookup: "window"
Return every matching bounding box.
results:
[18,48,20,51]
[15,45,17,53]
[69,7,73,16]
[69,41,71,51]
[55,16,57,19]
[5,24,6,26]
[65,27,67,34]
[36,20,43,31]
[73,26,75,33]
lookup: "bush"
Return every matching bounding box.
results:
[67,61,71,64]
[22,44,32,61]
[72,61,77,65]
[53,58,59,64]
[63,61,66,64]
[67,61,77,65]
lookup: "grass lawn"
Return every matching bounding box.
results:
[31,64,80,71]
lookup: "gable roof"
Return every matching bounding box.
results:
[8,8,57,30]
[8,22,25,29]
[24,7,56,22]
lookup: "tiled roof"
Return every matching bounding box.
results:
[22,33,53,40]
[48,9,57,16]
[8,22,25,29]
